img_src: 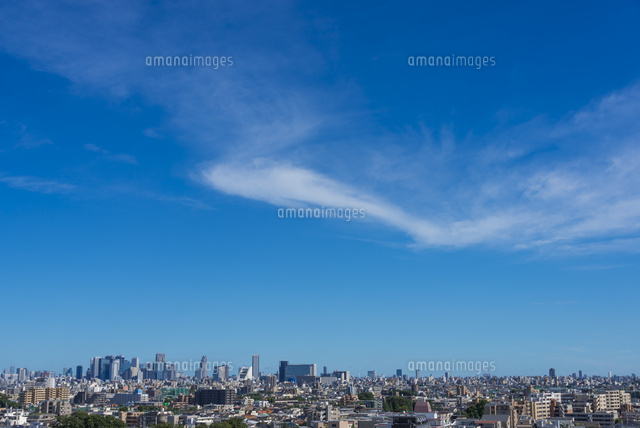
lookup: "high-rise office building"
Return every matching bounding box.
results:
[215,364,229,381]
[279,361,316,382]
[110,359,120,381]
[265,374,277,388]
[163,363,177,380]
[279,361,288,383]
[156,353,166,363]
[579,370,582,379]
[367,370,377,378]
[333,370,350,382]
[252,355,259,380]
[18,368,27,381]
[549,368,556,378]
[396,369,403,377]
[196,356,208,379]
[90,357,100,379]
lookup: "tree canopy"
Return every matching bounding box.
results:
[358,392,374,400]
[56,412,126,428]
[383,396,414,412]
[463,400,489,419]
[0,394,21,408]
[212,418,247,428]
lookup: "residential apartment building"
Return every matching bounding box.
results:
[18,387,69,405]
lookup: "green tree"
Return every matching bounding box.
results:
[383,397,414,412]
[463,400,489,419]
[0,394,21,408]
[358,392,374,401]
[212,418,247,428]
[56,412,126,428]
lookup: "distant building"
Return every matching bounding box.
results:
[215,364,229,381]
[391,415,430,428]
[196,356,208,379]
[238,366,253,381]
[39,400,72,415]
[367,371,377,379]
[549,368,556,378]
[279,361,288,383]
[19,387,69,405]
[279,361,317,382]
[333,371,350,382]
[76,365,83,380]
[194,388,235,406]
[111,392,149,405]
[252,355,259,379]
[265,374,277,389]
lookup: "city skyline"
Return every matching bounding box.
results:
[1,352,634,380]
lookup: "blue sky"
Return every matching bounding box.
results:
[1,0,640,377]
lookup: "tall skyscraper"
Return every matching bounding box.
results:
[215,364,229,381]
[196,356,208,379]
[549,368,556,378]
[278,361,316,382]
[279,361,288,383]
[252,355,259,380]
[90,357,100,379]
[156,353,166,363]
[396,369,403,377]
[579,370,582,379]
[110,359,120,381]
[131,357,140,369]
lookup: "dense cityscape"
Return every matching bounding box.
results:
[1,354,639,428]
[3,4,640,428]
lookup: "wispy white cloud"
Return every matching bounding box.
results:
[199,83,640,252]
[16,133,52,149]
[143,128,164,139]
[532,301,581,306]
[0,175,76,194]
[84,143,137,165]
